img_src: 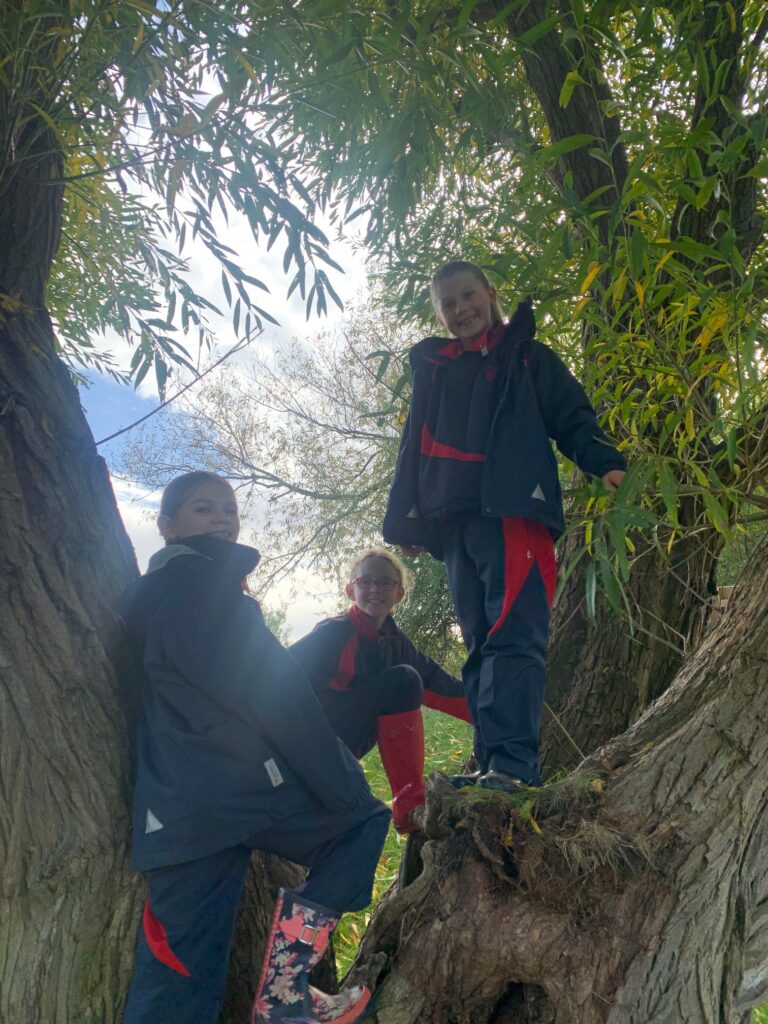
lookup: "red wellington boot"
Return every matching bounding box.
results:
[376,709,426,834]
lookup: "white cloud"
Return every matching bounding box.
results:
[112,478,163,569]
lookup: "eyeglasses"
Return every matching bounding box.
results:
[353,576,400,592]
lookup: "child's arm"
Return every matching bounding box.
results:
[398,633,472,724]
[531,341,626,479]
[288,618,348,693]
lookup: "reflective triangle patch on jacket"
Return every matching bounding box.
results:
[531,484,546,501]
[145,809,164,833]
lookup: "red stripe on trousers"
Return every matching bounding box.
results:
[488,518,556,638]
[143,900,192,977]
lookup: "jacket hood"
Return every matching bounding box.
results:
[409,297,535,370]
[119,535,260,642]
[146,534,260,576]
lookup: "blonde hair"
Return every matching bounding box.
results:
[429,260,504,324]
[347,548,410,594]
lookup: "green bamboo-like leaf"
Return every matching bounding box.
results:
[657,463,680,526]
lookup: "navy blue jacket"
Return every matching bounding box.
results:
[383,300,625,557]
[289,607,472,723]
[119,535,380,871]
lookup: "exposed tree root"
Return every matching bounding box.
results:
[347,773,666,1024]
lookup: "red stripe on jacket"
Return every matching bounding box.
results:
[329,631,360,691]
[420,422,485,462]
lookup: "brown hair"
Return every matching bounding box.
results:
[159,471,232,519]
[429,260,504,324]
[347,548,410,594]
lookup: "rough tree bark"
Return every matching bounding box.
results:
[542,525,720,771]
[0,104,142,1019]
[352,542,768,1023]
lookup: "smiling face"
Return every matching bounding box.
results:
[345,555,405,628]
[432,269,498,345]
[157,478,240,544]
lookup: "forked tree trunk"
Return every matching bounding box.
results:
[352,542,768,1023]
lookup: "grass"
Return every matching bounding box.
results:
[332,713,768,1024]
[333,708,473,972]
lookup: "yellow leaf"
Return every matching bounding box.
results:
[579,262,602,294]
[236,52,261,86]
[573,294,591,318]
[685,407,695,439]
[590,778,604,793]
[0,292,23,313]
[634,280,645,304]
[529,817,543,835]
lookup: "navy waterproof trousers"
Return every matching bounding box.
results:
[124,802,390,1024]
[439,515,556,785]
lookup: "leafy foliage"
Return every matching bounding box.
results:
[0,1,348,391]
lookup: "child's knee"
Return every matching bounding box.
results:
[389,665,423,709]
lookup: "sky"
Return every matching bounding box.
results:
[78,211,370,640]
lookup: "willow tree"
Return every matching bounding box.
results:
[0,2,345,1021]
[246,0,768,764]
[3,0,768,1022]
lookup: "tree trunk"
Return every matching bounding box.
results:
[542,523,720,772]
[0,309,142,1021]
[352,544,768,1023]
[0,90,142,1019]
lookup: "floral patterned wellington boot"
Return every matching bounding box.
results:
[251,889,371,1024]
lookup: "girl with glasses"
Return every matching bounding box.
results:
[289,548,471,835]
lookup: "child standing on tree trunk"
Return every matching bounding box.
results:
[383,261,626,793]
[120,471,388,1024]
[289,549,471,834]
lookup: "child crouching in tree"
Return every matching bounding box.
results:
[289,549,472,834]
[120,471,389,1024]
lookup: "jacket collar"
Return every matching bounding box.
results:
[147,534,260,579]
[348,604,397,639]
[410,297,535,369]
